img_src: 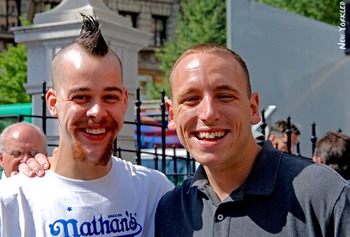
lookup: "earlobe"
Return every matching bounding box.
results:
[314,157,324,164]
[250,92,261,125]
[46,88,58,116]
[123,88,129,112]
[165,99,176,131]
[0,152,4,167]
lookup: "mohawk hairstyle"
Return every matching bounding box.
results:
[75,13,108,56]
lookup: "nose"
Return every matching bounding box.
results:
[86,99,107,120]
[198,96,219,122]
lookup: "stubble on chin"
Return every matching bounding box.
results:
[72,142,87,162]
[71,139,113,166]
[70,120,117,166]
[97,139,113,166]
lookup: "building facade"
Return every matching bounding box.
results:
[0,0,179,98]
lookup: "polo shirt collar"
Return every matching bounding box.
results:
[188,141,282,197]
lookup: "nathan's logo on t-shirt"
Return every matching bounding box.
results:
[49,211,142,236]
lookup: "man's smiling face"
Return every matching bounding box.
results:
[166,52,260,168]
[47,47,128,164]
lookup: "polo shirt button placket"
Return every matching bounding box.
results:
[217,214,224,221]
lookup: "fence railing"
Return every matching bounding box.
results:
[0,84,196,185]
[1,83,329,183]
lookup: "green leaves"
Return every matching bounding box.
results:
[0,43,29,105]
[258,0,340,26]
[155,0,226,99]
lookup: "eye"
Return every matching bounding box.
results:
[10,150,23,158]
[104,94,121,103]
[217,94,235,102]
[72,95,90,103]
[182,96,200,106]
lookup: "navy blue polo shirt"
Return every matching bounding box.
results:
[155,141,350,236]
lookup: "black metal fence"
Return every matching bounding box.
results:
[1,83,327,184]
[1,83,196,185]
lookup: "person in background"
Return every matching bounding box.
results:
[0,121,47,179]
[155,42,350,236]
[0,14,173,237]
[268,119,300,153]
[313,131,350,181]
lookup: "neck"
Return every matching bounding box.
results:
[49,148,112,180]
[204,143,261,201]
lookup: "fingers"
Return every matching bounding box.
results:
[18,162,36,177]
[33,153,50,170]
[18,153,50,177]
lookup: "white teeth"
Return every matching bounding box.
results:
[84,128,106,135]
[198,131,225,139]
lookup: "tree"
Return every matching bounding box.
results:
[257,0,340,26]
[155,0,226,98]
[0,14,32,105]
[0,43,29,105]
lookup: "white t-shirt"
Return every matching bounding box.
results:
[0,157,174,237]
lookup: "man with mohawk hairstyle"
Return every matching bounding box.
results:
[0,14,173,237]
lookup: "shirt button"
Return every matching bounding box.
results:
[217,214,224,221]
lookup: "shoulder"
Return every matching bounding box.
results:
[156,178,193,224]
[278,153,348,198]
[0,173,42,199]
[281,153,343,181]
[112,157,174,189]
[159,177,192,204]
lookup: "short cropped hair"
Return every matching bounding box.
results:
[170,42,251,98]
[314,131,350,180]
[268,119,300,138]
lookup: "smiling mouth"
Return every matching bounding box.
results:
[83,128,106,135]
[197,131,226,140]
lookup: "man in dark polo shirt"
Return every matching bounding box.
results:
[155,43,350,236]
[18,42,350,236]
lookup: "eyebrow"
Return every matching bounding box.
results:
[176,84,241,99]
[104,86,124,94]
[215,85,241,94]
[67,86,123,95]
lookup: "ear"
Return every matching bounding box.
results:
[123,88,129,113]
[166,99,176,131]
[46,88,58,116]
[250,92,261,125]
[268,135,276,143]
[312,156,324,164]
[0,151,4,169]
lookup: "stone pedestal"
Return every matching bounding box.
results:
[12,0,151,162]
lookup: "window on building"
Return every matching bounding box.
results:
[119,11,138,28]
[0,0,20,32]
[152,15,167,47]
